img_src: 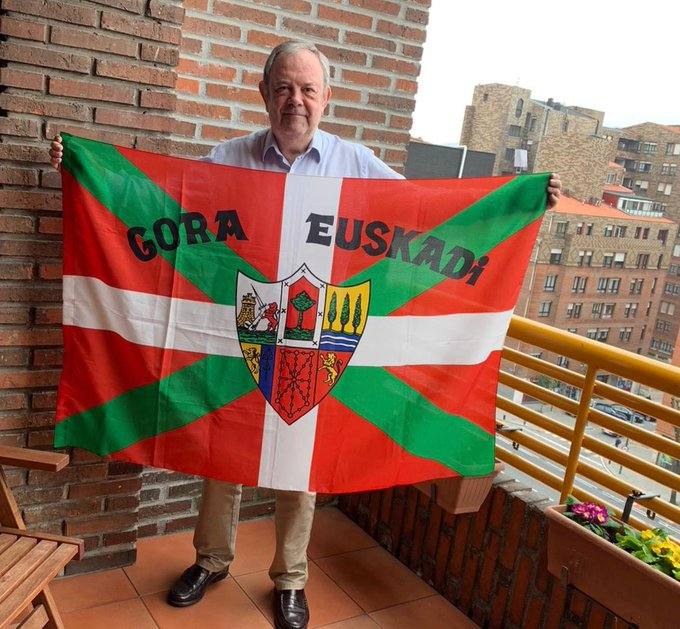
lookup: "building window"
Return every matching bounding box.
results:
[614,252,626,268]
[658,182,673,195]
[614,225,627,238]
[549,248,562,264]
[602,253,613,268]
[576,222,583,235]
[630,278,644,294]
[586,223,593,235]
[636,253,649,269]
[577,250,593,266]
[567,327,577,334]
[642,228,649,239]
[566,303,582,319]
[603,225,614,237]
[529,116,537,131]
[544,275,557,292]
[665,142,680,155]
[608,278,621,294]
[596,278,607,293]
[556,356,570,368]
[592,302,603,318]
[619,327,632,342]
[641,142,658,154]
[538,301,552,317]
[650,339,674,353]
[603,303,615,319]
[606,172,616,184]
[660,301,676,316]
[661,163,671,175]
[658,229,669,245]
[515,98,524,118]
[572,276,587,293]
[656,320,672,333]
[596,328,610,342]
[638,162,652,173]
[657,254,664,269]
[671,164,678,176]
[586,328,597,339]
[624,303,638,318]
[634,180,649,193]
[664,282,680,295]
[555,221,568,236]
[505,147,514,161]
[674,244,680,258]
[508,125,522,137]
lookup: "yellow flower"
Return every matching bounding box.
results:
[641,530,654,541]
[651,544,662,554]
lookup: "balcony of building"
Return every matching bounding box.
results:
[18,317,680,628]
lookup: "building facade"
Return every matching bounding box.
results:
[515,197,677,371]
[459,83,610,200]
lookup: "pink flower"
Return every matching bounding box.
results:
[570,501,609,525]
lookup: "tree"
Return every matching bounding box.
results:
[352,294,362,334]
[291,291,315,329]
[327,292,337,329]
[340,293,350,332]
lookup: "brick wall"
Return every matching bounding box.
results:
[0,0,430,572]
[339,478,636,628]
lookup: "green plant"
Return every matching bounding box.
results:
[616,528,680,582]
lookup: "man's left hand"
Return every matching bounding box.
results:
[547,174,562,209]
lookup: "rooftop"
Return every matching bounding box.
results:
[554,195,675,223]
[607,161,624,170]
[603,183,634,194]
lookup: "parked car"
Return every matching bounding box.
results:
[591,401,629,437]
[610,404,646,424]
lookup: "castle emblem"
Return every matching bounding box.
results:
[235,265,370,424]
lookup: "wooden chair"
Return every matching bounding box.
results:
[0,445,84,628]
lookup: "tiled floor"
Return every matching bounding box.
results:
[51,507,478,628]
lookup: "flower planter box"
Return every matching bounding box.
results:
[415,461,503,514]
[545,505,680,629]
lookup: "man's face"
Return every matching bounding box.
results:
[259,50,331,149]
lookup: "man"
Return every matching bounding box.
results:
[51,40,561,629]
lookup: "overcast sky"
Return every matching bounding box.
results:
[411,0,680,146]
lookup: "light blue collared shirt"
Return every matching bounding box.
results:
[204,128,403,179]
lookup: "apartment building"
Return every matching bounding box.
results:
[459,84,611,200]
[611,123,680,359]
[515,197,677,369]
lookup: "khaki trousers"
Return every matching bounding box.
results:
[193,479,316,590]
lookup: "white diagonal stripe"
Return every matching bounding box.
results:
[63,275,512,366]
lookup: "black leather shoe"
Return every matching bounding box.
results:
[167,564,229,607]
[274,588,309,629]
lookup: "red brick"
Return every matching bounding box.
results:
[70,448,103,464]
[184,0,208,7]
[255,0,311,11]
[0,42,89,73]
[96,59,176,87]
[100,11,181,45]
[458,553,478,613]
[390,114,412,130]
[348,0,400,15]
[523,594,545,629]
[246,29,289,49]
[182,16,240,41]
[345,31,396,52]
[33,307,62,326]
[49,77,136,105]
[90,0,144,12]
[318,5,372,28]
[106,495,140,511]
[138,499,191,520]
[205,83,261,105]
[69,478,142,499]
[4,0,97,26]
[239,110,268,126]
[41,171,61,189]
[447,516,470,577]
[377,19,426,42]
[342,70,391,89]
[37,262,62,281]
[28,411,56,429]
[368,93,415,113]
[140,43,179,66]
[31,391,56,410]
[406,7,429,24]
[384,148,407,164]
[0,393,27,411]
[489,583,509,628]
[0,167,39,187]
[477,531,501,600]
[0,415,28,430]
[0,261,34,280]
[176,77,200,94]
[134,136,211,157]
[140,90,177,111]
[26,428,56,447]
[0,348,30,367]
[402,43,424,60]
[316,44,367,67]
[330,86,362,103]
[176,100,231,121]
[147,0,185,24]
[213,1,276,26]
[500,498,527,569]
[211,44,269,68]
[569,589,588,619]
[201,125,248,142]
[177,59,237,82]
[65,512,137,536]
[0,144,50,163]
[165,515,198,533]
[508,554,533,624]
[396,78,418,94]
[0,369,60,389]
[0,308,30,326]
[0,16,47,42]
[545,582,567,628]
[0,190,61,212]
[0,213,35,234]
[0,93,90,122]
[50,25,138,57]
[95,107,170,133]
[0,433,26,448]
[0,68,44,92]
[180,36,202,55]
[44,122,135,148]
[319,121,358,140]
[281,17,339,41]
[103,530,137,546]
[587,601,609,629]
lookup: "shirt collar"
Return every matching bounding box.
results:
[261,129,323,165]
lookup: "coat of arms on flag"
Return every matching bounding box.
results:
[235,265,369,424]
[54,133,549,493]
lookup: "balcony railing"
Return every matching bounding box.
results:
[497,315,680,534]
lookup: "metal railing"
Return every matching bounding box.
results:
[497,315,680,533]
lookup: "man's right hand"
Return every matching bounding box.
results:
[49,135,63,170]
